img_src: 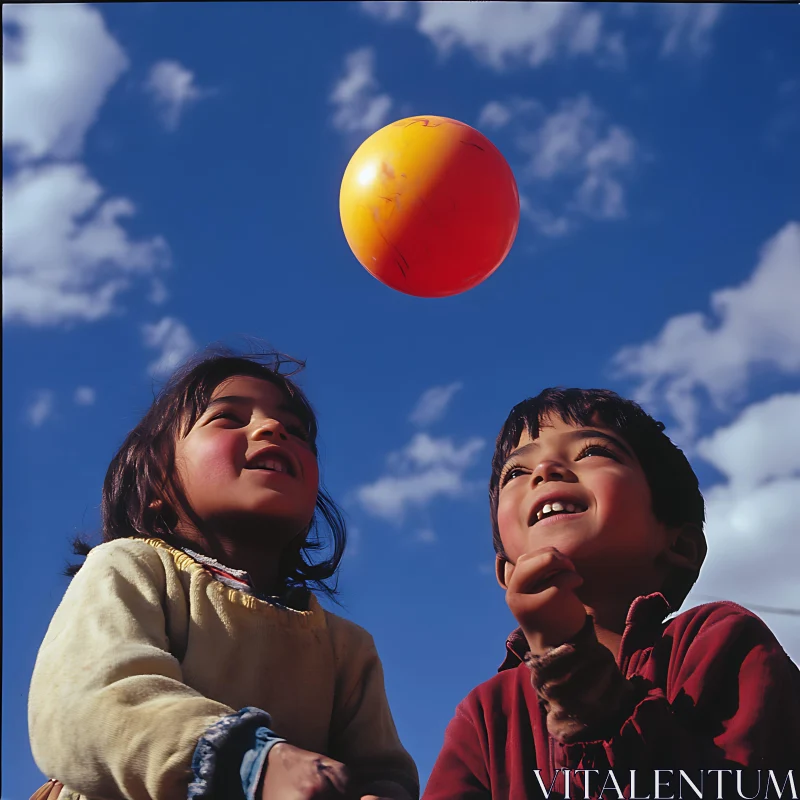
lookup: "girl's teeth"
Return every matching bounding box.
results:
[542,503,553,515]
[566,503,576,512]
[551,502,564,512]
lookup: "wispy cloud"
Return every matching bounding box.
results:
[329,47,393,135]
[360,1,625,71]
[145,60,210,132]
[479,94,637,235]
[360,2,723,69]
[613,221,800,441]
[27,390,55,428]
[3,4,129,164]
[766,79,800,149]
[2,4,171,328]
[360,1,410,22]
[73,386,96,406]
[415,528,438,545]
[409,382,463,427]
[142,317,198,378]
[355,432,485,521]
[655,4,723,59]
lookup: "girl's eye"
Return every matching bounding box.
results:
[211,411,244,424]
[577,443,618,460]
[500,466,528,486]
[287,425,309,441]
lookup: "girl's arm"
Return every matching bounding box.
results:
[325,617,420,800]
[28,539,279,800]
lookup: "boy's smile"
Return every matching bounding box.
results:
[497,414,674,597]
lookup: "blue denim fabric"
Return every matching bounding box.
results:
[188,707,286,800]
[241,726,287,800]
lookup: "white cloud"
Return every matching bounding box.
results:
[2,164,170,326]
[142,317,197,378]
[360,0,409,22]
[413,2,624,71]
[522,97,635,184]
[27,390,55,428]
[145,60,209,132]
[482,94,637,232]
[613,222,800,440]
[409,382,463,426]
[2,4,172,329]
[330,47,393,135]
[2,4,129,164]
[656,4,723,58]
[519,195,572,238]
[73,386,96,406]
[477,98,542,130]
[343,525,362,561]
[356,432,485,521]
[684,393,800,661]
[148,278,169,305]
[388,432,484,471]
[696,393,800,489]
[415,528,438,545]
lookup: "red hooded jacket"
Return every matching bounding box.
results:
[423,594,800,799]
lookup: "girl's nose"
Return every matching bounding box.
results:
[531,459,576,486]
[252,418,288,442]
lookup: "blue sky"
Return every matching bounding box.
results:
[3,2,799,796]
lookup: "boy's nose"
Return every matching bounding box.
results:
[531,459,575,485]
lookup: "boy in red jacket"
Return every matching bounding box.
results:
[424,388,800,800]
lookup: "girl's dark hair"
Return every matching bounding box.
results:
[67,345,346,600]
[489,388,706,611]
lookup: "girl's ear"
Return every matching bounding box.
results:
[495,555,514,589]
[663,523,706,572]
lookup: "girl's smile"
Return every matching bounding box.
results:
[172,375,319,544]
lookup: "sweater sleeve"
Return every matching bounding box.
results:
[526,604,800,772]
[28,540,260,800]
[326,618,420,800]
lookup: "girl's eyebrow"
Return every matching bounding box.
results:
[503,428,633,467]
[205,395,298,416]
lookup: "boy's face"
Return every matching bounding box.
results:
[496,413,674,595]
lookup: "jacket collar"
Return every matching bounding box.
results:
[498,592,673,672]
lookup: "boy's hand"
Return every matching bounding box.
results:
[505,547,588,656]
[262,742,351,800]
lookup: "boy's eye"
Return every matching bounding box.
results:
[577,443,618,460]
[500,466,528,486]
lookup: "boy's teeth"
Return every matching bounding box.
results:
[535,501,583,522]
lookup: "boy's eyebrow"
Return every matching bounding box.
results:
[503,429,634,466]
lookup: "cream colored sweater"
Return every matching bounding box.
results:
[29,537,418,800]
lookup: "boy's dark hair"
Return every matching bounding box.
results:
[489,388,706,611]
[68,345,346,600]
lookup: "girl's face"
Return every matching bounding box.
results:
[172,375,319,545]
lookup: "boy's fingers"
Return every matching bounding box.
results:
[509,548,579,594]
